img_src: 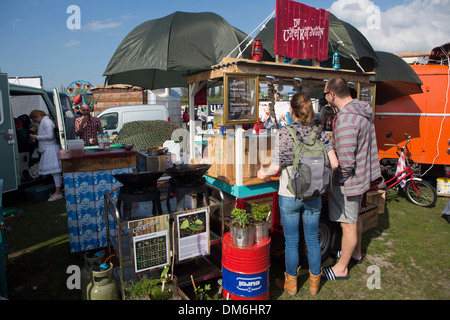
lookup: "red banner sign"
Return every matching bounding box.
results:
[275,0,330,61]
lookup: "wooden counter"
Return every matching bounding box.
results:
[59,147,137,253]
[59,148,137,172]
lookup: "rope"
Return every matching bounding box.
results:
[226,10,276,59]
[329,27,365,72]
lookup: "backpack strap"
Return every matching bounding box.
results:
[310,125,322,141]
[286,125,299,143]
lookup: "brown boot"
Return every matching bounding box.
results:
[309,271,321,296]
[284,272,298,295]
[275,267,301,295]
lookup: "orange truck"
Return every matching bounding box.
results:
[375,63,450,178]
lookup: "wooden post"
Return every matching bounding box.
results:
[235,125,244,186]
[188,81,207,163]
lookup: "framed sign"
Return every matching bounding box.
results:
[128,215,170,274]
[358,83,376,114]
[223,73,259,125]
[175,207,210,263]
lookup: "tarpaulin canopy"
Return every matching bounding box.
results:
[243,14,378,72]
[373,51,423,105]
[103,11,248,89]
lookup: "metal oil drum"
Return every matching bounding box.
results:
[222,232,270,300]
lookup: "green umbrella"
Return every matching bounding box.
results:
[243,14,378,72]
[372,51,423,105]
[103,11,248,89]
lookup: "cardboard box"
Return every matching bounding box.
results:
[359,204,379,233]
[366,190,386,214]
[437,177,450,197]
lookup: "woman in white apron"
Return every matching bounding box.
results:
[29,110,62,201]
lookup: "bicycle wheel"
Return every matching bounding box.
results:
[405,178,437,207]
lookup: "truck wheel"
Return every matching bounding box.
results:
[300,218,336,264]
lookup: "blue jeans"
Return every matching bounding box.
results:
[279,195,322,276]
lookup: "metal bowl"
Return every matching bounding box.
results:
[122,143,134,150]
[147,147,168,156]
[165,164,211,183]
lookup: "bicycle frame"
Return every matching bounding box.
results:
[384,164,414,190]
[382,139,422,195]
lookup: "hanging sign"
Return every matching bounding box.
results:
[128,215,170,274]
[275,0,330,61]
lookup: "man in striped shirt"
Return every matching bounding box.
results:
[322,77,381,281]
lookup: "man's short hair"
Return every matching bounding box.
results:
[326,77,351,98]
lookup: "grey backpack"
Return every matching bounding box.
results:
[285,125,332,199]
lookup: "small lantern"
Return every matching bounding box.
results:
[332,51,340,69]
[252,39,263,61]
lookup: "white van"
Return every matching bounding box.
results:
[97,104,170,138]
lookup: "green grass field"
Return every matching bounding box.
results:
[2,189,449,300]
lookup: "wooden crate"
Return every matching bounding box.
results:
[91,84,147,114]
[359,204,379,233]
[366,190,386,214]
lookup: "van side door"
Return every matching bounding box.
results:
[0,74,19,192]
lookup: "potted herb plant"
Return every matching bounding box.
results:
[123,266,177,300]
[251,203,271,243]
[230,208,254,247]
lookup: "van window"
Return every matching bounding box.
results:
[10,94,50,118]
[60,95,75,117]
[99,112,118,130]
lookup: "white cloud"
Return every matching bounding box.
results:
[329,0,450,53]
[65,40,80,47]
[12,18,21,27]
[84,19,122,31]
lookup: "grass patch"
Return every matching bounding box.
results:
[2,189,449,300]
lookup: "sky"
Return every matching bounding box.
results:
[0,0,448,90]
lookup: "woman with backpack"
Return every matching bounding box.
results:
[257,93,338,296]
[29,110,63,202]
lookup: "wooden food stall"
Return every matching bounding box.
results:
[186,57,376,231]
[59,147,137,253]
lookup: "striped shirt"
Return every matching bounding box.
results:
[333,99,381,196]
[75,116,103,146]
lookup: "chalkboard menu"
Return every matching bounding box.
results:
[358,83,376,113]
[223,74,259,125]
[128,215,170,274]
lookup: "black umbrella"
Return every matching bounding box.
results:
[243,14,378,72]
[103,11,248,89]
[373,51,423,105]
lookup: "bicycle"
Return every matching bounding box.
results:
[376,131,437,207]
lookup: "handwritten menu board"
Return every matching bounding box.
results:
[128,215,170,274]
[223,74,259,125]
[358,83,376,112]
